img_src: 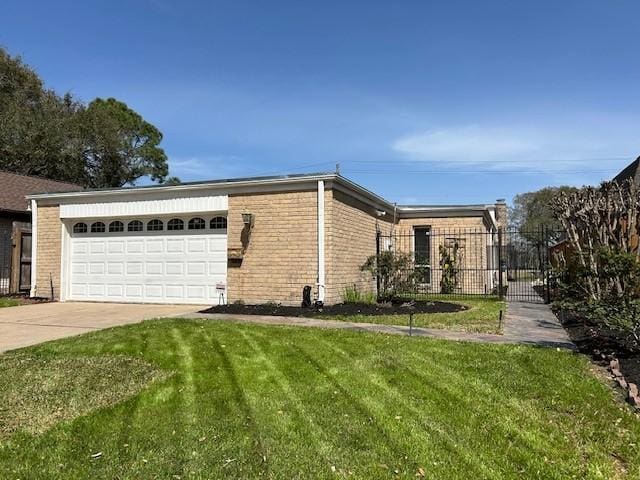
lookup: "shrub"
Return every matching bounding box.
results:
[361,250,417,301]
[439,244,460,294]
[342,285,377,304]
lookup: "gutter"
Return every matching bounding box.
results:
[317,180,325,303]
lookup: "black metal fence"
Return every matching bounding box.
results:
[376,227,562,303]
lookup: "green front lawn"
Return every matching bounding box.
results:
[0,319,638,479]
[319,297,505,333]
[0,297,21,308]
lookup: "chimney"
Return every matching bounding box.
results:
[494,199,507,231]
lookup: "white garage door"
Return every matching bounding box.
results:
[67,216,227,305]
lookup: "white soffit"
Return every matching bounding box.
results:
[59,195,228,219]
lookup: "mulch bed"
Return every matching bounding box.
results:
[200,300,467,317]
[555,308,640,386]
[2,295,50,306]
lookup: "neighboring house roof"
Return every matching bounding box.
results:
[0,171,83,214]
[613,156,640,184]
[25,171,499,227]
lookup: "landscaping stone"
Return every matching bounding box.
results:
[611,368,623,378]
[610,358,620,371]
[616,377,628,390]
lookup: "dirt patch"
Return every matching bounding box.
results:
[1,295,50,306]
[0,354,169,437]
[200,300,467,317]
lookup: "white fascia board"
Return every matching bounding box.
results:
[26,174,338,202]
[59,195,228,219]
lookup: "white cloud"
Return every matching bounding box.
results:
[169,155,245,180]
[392,125,539,164]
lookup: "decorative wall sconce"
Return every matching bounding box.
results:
[242,211,254,228]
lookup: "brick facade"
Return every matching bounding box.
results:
[34,205,62,299]
[31,178,501,305]
[226,190,319,305]
[324,189,393,304]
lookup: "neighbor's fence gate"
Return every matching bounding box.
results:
[375,227,563,303]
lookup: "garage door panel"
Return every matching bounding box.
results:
[187,262,206,275]
[167,239,185,253]
[73,242,89,255]
[187,238,206,253]
[71,263,87,275]
[107,262,124,275]
[165,285,184,298]
[146,240,164,253]
[90,242,105,254]
[126,262,143,275]
[165,262,184,275]
[68,219,227,305]
[88,284,105,296]
[145,285,163,298]
[106,284,124,297]
[107,241,124,254]
[127,241,144,254]
[125,285,143,298]
[89,263,105,275]
[145,262,164,275]
[208,261,226,275]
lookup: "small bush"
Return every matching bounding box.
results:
[232,299,245,306]
[342,285,377,304]
[361,251,417,301]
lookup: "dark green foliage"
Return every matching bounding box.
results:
[361,250,416,300]
[80,98,168,188]
[439,243,460,294]
[0,47,171,187]
[342,285,377,304]
[510,186,577,242]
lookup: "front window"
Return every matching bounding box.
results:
[147,219,164,231]
[109,221,124,232]
[73,222,87,234]
[414,227,431,283]
[128,220,143,232]
[91,222,106,233]
[210,216,227,229]
[167,218,184,231]
[188,217,206,230]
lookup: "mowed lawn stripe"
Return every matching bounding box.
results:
[0,319,638,479]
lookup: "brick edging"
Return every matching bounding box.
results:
[609,358,640,410]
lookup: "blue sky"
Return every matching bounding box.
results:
[2,1,640,204]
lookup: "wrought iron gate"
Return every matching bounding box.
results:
[375,227,560,303]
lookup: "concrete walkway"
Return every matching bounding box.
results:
[0,302,203,353]
[182,300,575,349]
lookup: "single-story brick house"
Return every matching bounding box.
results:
[27,172,506,305]
[0,171,82,295]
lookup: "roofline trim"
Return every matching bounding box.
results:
[26,171,498,220]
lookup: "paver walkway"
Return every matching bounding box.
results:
[182,299,575,349]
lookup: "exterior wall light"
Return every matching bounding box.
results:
[242,212,254,227]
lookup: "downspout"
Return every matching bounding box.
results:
[30,199,38,298]
[317,180,325,304]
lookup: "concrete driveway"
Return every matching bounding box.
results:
[0,302,204,353]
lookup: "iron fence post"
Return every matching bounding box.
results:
[497,227,504,299]
[375,230,381,299]
[545,226,551,304]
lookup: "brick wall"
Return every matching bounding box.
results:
[324,189,393,304]
[226,190,319,305]
[35,205,61,299]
